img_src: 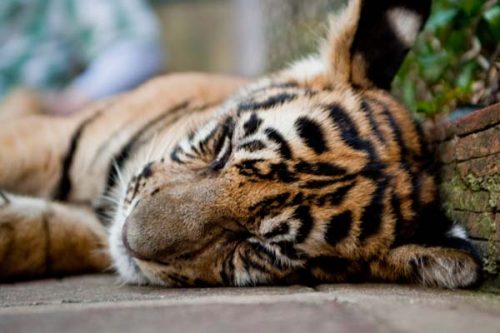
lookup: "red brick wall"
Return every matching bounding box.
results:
[434,103,500,274]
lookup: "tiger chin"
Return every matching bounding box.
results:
[0,0,482,289]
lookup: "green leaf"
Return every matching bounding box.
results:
[462,0,483,17]
[456,62,477,91]
[418,52,450,82]
[483,5,500,41]
[402,78,417,111]
[444,30,468,53]
[416,101,436,115]
[426,8,459,30]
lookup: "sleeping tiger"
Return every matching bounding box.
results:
[0,0,482,288]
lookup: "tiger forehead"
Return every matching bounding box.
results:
[235,82,318,113]
[175,83,376,165]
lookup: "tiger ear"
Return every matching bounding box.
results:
[323,0,432,90]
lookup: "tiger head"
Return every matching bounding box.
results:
[111,0,433,286]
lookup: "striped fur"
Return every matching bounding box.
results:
[0,0,482,288]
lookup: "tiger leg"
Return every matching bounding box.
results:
[0,114,81,197]
[0,96,114,198]
[369,239,482,289]
[0,191,110,281]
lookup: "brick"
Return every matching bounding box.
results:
[472,239,500,262]
[437,138,457,164]
[439,164,458,182]
[433,103,500,141]
[451,103,500,137]
[455,126,500,161]
[449,211,500,242]
[441,185,492,213]
[456,154,500,178]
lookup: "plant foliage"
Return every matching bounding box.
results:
[393,0,500,116]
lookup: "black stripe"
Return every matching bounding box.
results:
[167,273,189,286]
[238,92,297,112]
[238,140,266,152]
[263,223,290,239]
[327,103,377,161]
[239,247,269,276]
[198,126,219,155]
[308,256,353,275]
[300,173,356,190]
[358,178,388,241]
[237,160,297,183]
[379,103,409,158]
[272,241,304,260]
[170,145,184,164]
[295,205,314,243]
[360,99,386,144]
[375,100,422,224]
[316,181,356,206]
[413,120,429,160]
[247,241,292,270]
[220,248,236,285]
[193,278,213,287]
[243,113,263,137]
[103,102,189,197]
[294,161,345,176]
[301,179,339,189]
[54,111,102,200]
[328,103,360,145]
[325,210,353,246]
[213,118,235,158]
[265,128,292,159]
[295,117,328,154]
[212,136,233,172]
[249,192,290,218]
[390,190,412,243]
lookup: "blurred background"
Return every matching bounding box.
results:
[1,0,499,116]
[154,0,499,117]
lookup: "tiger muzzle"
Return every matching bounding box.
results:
[121,175,231,262]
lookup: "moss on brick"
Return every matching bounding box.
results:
[440,169,499,276]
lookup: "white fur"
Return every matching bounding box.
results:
[108,171,149,285]
[417,255,477,289]
[387,8,421,47]
[0,192,48,217]
[446,224,468,240]
[285,56,326,83]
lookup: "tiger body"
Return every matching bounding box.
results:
[0,0,482,288]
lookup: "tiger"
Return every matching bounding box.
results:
[0,0,482,288]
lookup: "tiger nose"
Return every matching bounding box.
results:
[121,178,220,261]
[122,220,149,261]
[121,191,183,261]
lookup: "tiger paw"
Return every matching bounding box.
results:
[0,193,50,280]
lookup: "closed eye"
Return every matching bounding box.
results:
[209,118,235,171]
[210,137,232,171]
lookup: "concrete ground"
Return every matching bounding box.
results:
[1,274,499,333]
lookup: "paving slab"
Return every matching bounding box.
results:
[0,274,314,308]
[1,274,500,333]
[318,284,500,333]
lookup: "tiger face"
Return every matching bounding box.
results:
[110,0,442,286]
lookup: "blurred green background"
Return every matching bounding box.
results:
[152,0,499,116]
[394,0,499,116]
